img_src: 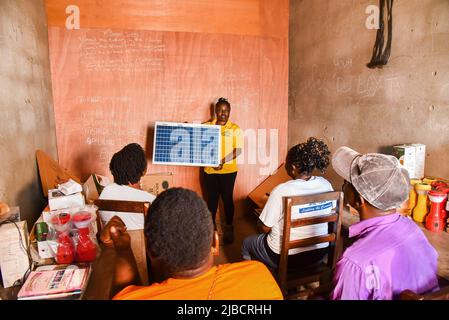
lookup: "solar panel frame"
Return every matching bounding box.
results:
[152,121,222,167]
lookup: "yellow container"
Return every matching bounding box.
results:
[406,179,422,215]
[422,177,437,186]
[413,183,431,223]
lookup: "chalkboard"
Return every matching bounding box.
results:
[46,0,290,214]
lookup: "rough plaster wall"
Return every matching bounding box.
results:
[0,0,57,227]
[289,0,449,187]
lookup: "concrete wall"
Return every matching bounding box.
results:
[289,0,449,186]
[0,0,57,227]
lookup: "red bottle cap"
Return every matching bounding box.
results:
[73,211,92,222]
[51,212,71,225]
[428,190,446,197]
[436,186,449,195]
[432,181,448,189]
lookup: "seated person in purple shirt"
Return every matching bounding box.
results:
[330,146,439,300]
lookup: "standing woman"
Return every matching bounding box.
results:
[203,98,242,244]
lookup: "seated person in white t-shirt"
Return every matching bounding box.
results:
[99,143,156,230]
[242,137,334,270]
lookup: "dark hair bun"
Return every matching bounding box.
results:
[287,137,330,175]
[216,97,231,108]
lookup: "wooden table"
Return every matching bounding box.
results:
[0,231,148,300]
[252,206,449,281]
[341,210,449,281]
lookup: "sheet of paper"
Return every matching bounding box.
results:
[0,221,30,288]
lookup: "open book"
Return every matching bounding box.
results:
[17,264,91,300]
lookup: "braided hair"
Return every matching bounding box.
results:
[109,143,147,185]
[286,137,330,175]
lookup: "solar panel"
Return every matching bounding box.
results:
[152,122,222,167]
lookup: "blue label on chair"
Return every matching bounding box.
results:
[292,201,335,220]
[298,201,333,214]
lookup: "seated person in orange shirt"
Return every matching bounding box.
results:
[100,187,283,300]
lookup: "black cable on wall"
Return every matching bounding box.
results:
[367,0,394,69]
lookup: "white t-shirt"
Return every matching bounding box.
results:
[259,177,334,255]
[99,183,156,230]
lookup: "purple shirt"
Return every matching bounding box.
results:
[331,213,439,300]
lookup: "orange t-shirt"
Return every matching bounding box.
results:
[113,261,283,300]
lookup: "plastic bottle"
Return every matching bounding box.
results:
[406,179,422,216]
[51,213,75,264]
[413,183,431,223]
[436,186,449,221]
[426,190,447,232]
[73,211,97,262]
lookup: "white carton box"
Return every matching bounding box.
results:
[48,189,85,211]
[392,144,426,179]
[393,145,416,178]
[411,144,426,179]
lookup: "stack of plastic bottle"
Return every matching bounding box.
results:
[48,206,98,264]
[409,177,449,233]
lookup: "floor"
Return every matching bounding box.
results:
[213,212,259,265]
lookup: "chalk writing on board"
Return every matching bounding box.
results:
[164,95,198,105]
[225,73,251,82]
[79,30,165,72]
[76,96,132,104]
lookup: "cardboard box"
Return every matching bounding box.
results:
[82,174,112,202]
[247,164,291,209]
[393,144,426,179]
[411,144,426,179]
[48,189,85,211]
[141,173,173,196]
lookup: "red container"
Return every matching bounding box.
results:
[73,211,97,262]
[51,213,75,264]
[436,186,449,220]
[426,190,447,233]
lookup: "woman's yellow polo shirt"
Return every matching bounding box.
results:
[204,119,242,175]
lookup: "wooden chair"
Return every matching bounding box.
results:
[399,287,449,300]
[93,199,150,285]
[277,191,344,299]
[400,277,449,300]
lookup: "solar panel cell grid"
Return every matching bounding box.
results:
[153,122,221,167]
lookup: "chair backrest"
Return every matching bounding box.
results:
[93,199,150,286]
[277,191,344,293]
[93,199,150,231]
[94,199,149,215]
